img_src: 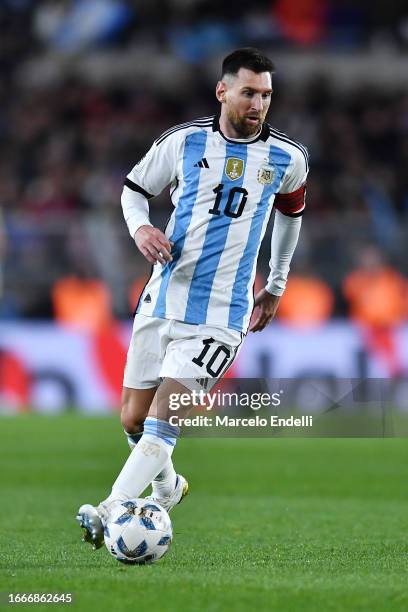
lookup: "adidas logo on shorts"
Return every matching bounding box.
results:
[195,377,209,390]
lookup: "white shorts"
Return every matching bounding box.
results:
[123,314,244,391]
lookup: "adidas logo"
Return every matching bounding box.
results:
[194,158,209,168]
[144,293,152,303]
[195,377,209,390]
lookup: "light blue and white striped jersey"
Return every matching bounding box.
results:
[125,116,308,333]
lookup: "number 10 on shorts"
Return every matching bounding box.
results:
[192,338,231,377]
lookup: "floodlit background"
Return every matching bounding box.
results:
[1,0,408,412]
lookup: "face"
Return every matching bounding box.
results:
[216,68,273,138]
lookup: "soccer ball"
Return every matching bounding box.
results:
[104,499,173,565]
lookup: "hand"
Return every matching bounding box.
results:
[249,289,280,332]
[134,225,173,265]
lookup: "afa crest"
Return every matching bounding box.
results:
[257,163,275,185]
[225,157,244,181]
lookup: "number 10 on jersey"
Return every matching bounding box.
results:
[209,184,248,219]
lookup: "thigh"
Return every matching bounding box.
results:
[123,314,169,389]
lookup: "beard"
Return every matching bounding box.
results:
[226,107,263,138]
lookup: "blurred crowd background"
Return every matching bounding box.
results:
[1,0,408,331]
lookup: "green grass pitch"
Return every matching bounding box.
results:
[0,414,407,611]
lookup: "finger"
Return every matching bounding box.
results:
[249,306,262,332]
[153,230,172,248]
[153,247,171,264]
[156,234,173,250]
[252,320,266,332]
[250,313,270,332]
[149,247,167,265]
[141,249,157,265]
[155,237,173,261]
[161,249,173,262]
[154,244,173,262]
[249,315,263,332]
[260,314,274,331]
[142,245,164,265]
[151,236,171,254]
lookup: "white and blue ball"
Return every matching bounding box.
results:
[104,499,172,564]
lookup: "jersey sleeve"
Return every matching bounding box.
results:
[125,131,180,198]
[274,146,309,217]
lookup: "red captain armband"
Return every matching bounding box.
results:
[274,184,306,217]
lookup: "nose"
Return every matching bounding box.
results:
[251,94,263,112]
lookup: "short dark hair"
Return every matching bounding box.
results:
[221,48,275,78]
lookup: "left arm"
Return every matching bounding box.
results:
[250,211,302,332]
[250,145,308,332]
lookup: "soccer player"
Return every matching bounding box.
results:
[77,47,308,549]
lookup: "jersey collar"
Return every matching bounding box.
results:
[212,115,269,143]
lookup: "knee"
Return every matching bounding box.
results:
[120,396,145,433]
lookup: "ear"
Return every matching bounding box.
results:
[215,80,227,103]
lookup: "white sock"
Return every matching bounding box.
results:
[124,430,143,450]
[103,418,179,503]
[124,429,177,499]
[152,460,177,499]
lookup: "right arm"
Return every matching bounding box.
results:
[121,133,179,265]
[121,185,172,265]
